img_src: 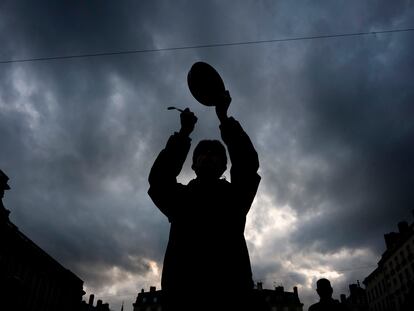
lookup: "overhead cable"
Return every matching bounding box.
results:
[1,27,413,64]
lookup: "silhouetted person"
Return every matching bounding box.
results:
[148,91,260,310]
[309,278,347,311]
[0,169,11,222]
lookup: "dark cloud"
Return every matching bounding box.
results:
[1,1,414,310]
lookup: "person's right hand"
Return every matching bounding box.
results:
[179,108,198,136]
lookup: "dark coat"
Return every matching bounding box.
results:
[309,298,348,311]
[148,117,260,295]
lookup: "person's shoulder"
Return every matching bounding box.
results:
[308,302,320,311]
[331,298,342,305]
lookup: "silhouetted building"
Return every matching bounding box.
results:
[81,294,111,311]
[132,283,303,311]
[340,281,368,311]
[255,282,304,311]
[363,219,414,311]
[0,169,11,222]
[133,286,163,311]
[0,169,85,310]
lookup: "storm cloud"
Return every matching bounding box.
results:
[1,1,414,310]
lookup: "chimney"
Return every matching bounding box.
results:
[384,232,399,249]
[349,284,357,295]
[88,294,95,306]
[97,299,103,307]
[257,282,263,290]
[340,294,346,303]
[150,286,156,292]
[398,221,409,234]
[293,286,298,297]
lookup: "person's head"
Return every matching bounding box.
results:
[316,278,333,300]
[191,140,227,180]
[0,169,11,199]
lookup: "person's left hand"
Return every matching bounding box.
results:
[215,90,231,123]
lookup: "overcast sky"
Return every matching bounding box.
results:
[1,1,414,310]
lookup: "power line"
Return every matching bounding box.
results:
[1,27,413,64]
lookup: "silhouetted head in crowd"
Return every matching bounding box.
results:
[316,278,333,300]
[0,169,11,199]
[191,140,227,181]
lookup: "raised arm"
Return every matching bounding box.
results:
[148,108,197,220]
[217,91,260,213]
